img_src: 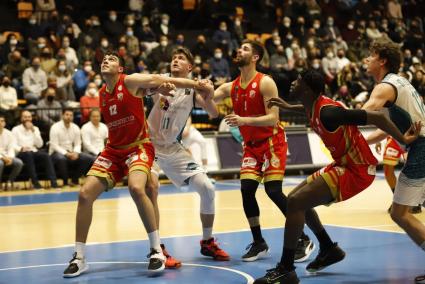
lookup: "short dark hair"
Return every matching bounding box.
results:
[172,47,194,65]
[62,108,73,115]
[300,69,325,95]
[242,39,264,63]
[103,51,125,67]
[369,38,401,73]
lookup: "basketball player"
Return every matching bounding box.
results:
[145,47,229,268]
[362,38,425,284]
[213,40,314,263]
[63,52,213,277]
[254,69,420,284]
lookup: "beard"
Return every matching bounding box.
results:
[233,56,250,67]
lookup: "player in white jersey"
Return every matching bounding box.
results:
[363,38,425,283]
[146,47,230,268]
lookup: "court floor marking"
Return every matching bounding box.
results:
[0,261,255,283]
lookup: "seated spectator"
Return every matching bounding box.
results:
[192,34,212,61]
[12,110,58,189]
[3,51,28,89]
[209,47,230,84]
[53,60,75,103]
[49,109,94,186]
[0,76,18,126]
[62,35,79,70]
[80,82,99,123]
[0,115,23,190]
[73,60,95,100]
[40,46,57,74]
[149,35,173,70]
[37,87,62,129]
[81,109,107,159]
[22,56,47,105]
[212,21,232,55]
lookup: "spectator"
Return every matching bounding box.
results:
[149,35,173,70]
[93,74,103,88]
[49,109,94,186]
[53,60,75,103]
[73,60,95,99]
[366,20,383,41]
[22,56,47,105]
[137,22,158,54]
[12,110,58,189]
[80,82,99,123]
[35,0,55,23]
[0,76,18,127]
[0,114,23,190]
[62,35,79,70]
[22,15,44,43]
[192,34,212,61]
[154,13,175,39]
[323,16,341,44]
[40,47,57,74]
[37,87,61,128]
[387,0,403,21]
[124,26,140,58]
[270,45,289,72]
[1,33,23,64]
[335,49,351,72]
[212,21,232,54]
[103,10,125,46]
[209,47,230,83]
[4,51,28,88]
[94,37,111,69]
[77,35,95,66]
[118,46,136,73]
[81,109,107,159]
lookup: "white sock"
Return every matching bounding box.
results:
[75,242,86,258]
[148,231,161,251]
[202,227,213,240]
[420,241,425,251]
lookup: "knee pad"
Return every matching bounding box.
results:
[189,174,215,214]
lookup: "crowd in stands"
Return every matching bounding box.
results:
[0,0,423,189]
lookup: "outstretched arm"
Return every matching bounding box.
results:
[213,81,232,102]
[267,97,304,112]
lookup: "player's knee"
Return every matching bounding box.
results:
[265,181,285,199]
[78,186,95,205]
[190,174,215,214]
[287,193,302,212]
[390,209,408,225]
[145,179,159,200]
[128,184,148,199]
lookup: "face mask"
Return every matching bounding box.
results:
[215,52,222,59]
[313,23,320,29]
[84,65,92,73]
[92,20,100,26]
[162,19,169,25]
[327,52,334,58]
[194,58,201,64]
[272,32,279,37]
[58,65,66,72]
[88,88,97,95]
[160,40,167,47]
[338,53,344,58]
[362,64,368,69]
[348,24,354,30]
[328,20,334,26]
[10,39,17,45]
[287,34,293,40]
[235,20,241,26]
[312,63,320,69]
[94,79,102,86]
[382,24,388,29]
[220,26,227,31]
[32,64,40,70]
[63,42,70,48]
[38,43,45,49]
[273,39,281,46]
[307,40,314,47]
[109,15,117,21]
[284,22,290,28]
[126,31,133,36]
[101,41,108,48]
[3,81,10,87]
[176,39,183,44]
[128,19,135,25]
[47,96,54,102]
[29,19,36,25]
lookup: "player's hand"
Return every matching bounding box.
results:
[267,97,292,110]
[375,142,382,154]
[224,114,246,127]
[197,79,214,100]
[403,121,422,145]
[157,82,176,97]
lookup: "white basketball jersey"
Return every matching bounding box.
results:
[382,73,425,137]
[148,75,195,146]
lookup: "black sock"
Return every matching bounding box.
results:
[316,229,334,250]
[281,248,295,270]
[250,225,263,242]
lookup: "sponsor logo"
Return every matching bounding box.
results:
[140,152,148,162]
[186,162,200,171]
[242,157,257,168]
[118,85,123,91]
[270,156,280,168]
[368,165,376,176]
[385,147,399,157]
[249,90,256,98]
[334,166,345,176]
[252,82,257,89]
[125,153,138,166]
[94,156,112,169]
[117,92,124,101]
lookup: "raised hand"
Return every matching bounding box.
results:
[267,97,292,109]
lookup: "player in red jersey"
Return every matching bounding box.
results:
[63,52,212,278]
[376,137,422,213]
[213,40,314,263]
[254,69,420,284]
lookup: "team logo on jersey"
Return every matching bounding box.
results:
[184,88,191,95]
[252,82,257,89]
[118,85,123,91]
[125,153,138,166]
[270,156,280,168]
[242,157,257,168]
[140,152,149,162]
[385,147,399,157]
[186,162,200,171]
[249,90,256,98]
[94,156,112,169]
[159,97,170,111]
[117,92,124,101]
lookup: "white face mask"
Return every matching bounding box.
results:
[101,41,108,48]
[88,88,97,96]
[312,63,320,69]
[38,43,45,49]
[128,20,135,26]
[273,39,281,46]
[327,52,334,58]
[94,79,102,86]
[58,65,66,72]
[284,22,290,28]
[287,34,293,40]
[10,39,17,45]
[235,20,241,26]
[126,31,133,37]
[348,24,354,30]
[29,19,36,25]
[63,41,70,48]
[215,52,222,59]
[84,65,92,73]
[220,26,227,31]
[313,23,320,29]
[160,40,168,47]
[194,58,201,64]
[307,40,314,47]
[162,19,169,25]
[110,15,117,21]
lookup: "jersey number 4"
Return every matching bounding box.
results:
[109,104,117,116]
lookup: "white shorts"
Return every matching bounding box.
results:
[155,142,205,187]
[393,172,425,206]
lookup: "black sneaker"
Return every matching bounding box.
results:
[63,252,88,278]
[254,264,299,284]
[415,272,425,283]
[410,205,422,214]
[147,248,165,273]
[294,236,315,263]
[242,240,269,262]
[306,243,345,273]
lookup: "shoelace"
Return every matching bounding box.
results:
[69,252,82,263]
[146,249,161,258]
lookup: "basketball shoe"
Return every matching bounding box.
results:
[242,240,269,262]
[161,244,182,268]
[306,242,345,273]
[200,238,230,261]
[63,252,89,278]
[253,263,299,284]
[147,248,165,273]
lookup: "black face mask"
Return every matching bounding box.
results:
[47,96,54,102]
[3,82,10,87]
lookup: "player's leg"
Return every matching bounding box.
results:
[188,173,230,261]
[63,175,107,278]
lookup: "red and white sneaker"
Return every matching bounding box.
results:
[200,238,230,261]
[161,244,182,268]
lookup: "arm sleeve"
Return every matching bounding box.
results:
[320,106,367,132]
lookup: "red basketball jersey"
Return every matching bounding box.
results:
[230,72,284,142]
[99,74,149,147]
[309,95,377,166]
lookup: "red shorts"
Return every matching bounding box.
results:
[241,133,287,183]
[383,137,405,166]
[307,163,376,202]
[87,141,154,189]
